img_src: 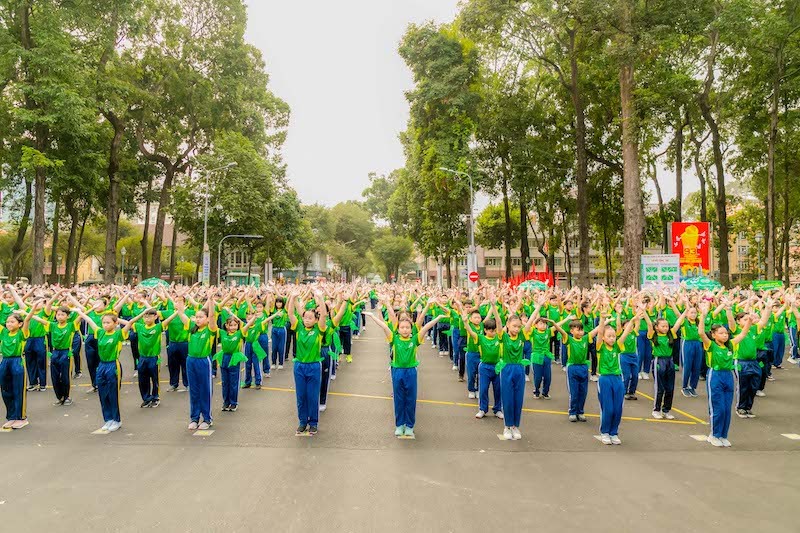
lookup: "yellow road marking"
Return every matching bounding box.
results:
[635,390,708,425]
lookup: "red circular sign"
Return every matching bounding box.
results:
[468,271,479,282]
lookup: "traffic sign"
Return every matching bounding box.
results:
[468,271,479,283]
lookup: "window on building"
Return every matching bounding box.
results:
[554,257,563,266]
[738,259,749,272]
[458,257,467,267]
[738,231,746,240]
[533,257,543,267]
[511,257,521,266]
[485,257,500,267]
[738,245,749,256]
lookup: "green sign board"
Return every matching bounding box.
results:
[640,254,681,289]
[751,280,784,291]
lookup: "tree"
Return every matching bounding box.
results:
[362,171,399,225]
[370,234,414,282]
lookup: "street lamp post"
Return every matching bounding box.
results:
[439,167,476,287]
[202,162,238,285]
[218,234,263,286]
[120,247,126,285]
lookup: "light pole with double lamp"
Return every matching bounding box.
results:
[439,167,477,287]
[201,162,238,285]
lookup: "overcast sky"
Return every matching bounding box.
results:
[244,1,698,209]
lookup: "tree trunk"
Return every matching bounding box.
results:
[64,206,79,286]
[49,200,60,284]
[648,160,668,253]
[74,211,88,282]
[10,177,33,282]
[766,46,783,279]
[150,165,176,277]
[103,112,124,284]
[697,25,730,286]
[502,171,513,279]
[31,158,46,285]
[141,176,152,279]
[169,223,178,282]
[569,29,591,289]
[445,254,452,289]
[674,113,684,221]
[618,22,644,286]
[519,195,530,273]
[562,216,573,287]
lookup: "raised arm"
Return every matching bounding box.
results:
[365,312,392,339]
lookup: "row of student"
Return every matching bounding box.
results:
[370,286,792,446]
[0,284,374,434]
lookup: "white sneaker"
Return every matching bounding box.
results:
[319,404,327,412]
[107,421,120,432]
[787,357,798,364]
[475,410,485,419]
[452,365,458,371]
[642,373,650,380]
[503,427,513,440]
[511,427,522,440]
[720,438,732,447]
[652,410,664,419]
[601,434,612,445]
[101,421,112,431]
[756,390,766,397]
[664,412,675,420]
[278,365,284,369]
[495,411,504,420]
[133,371,138,378]
[610,435,622,445]
[638,372,644,379]
[468,391,476,399]
[562,366,567,372]
[707,436,724,447]
[525,375,530,382]
[590,375,598,382]
[330,374,336,381]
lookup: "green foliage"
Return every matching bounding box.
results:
[476,203,520,251]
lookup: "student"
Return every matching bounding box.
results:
[595,311,639,445]
[253,300,271,378]
[134,308,172,408]
[319,297,347,412]
[618,315,639,401]
[733,308,771,418]
[287,290,328,436]
[366,307,442,437]
[170,295,217,430]
[551,316,602,423]
[215,312,260,413]
[698,302,751,447]
[489,298,536,441]
[644,314,680,420]
[460,304,502,420]
[243,310,264,390]
[269,297,289,369]
[163,295,193,392]
[0,301,38,429]
[672,305,703,397]
[70,294,144,433]
[636,298,657,380]
[771,301,787,369]
[33,295,79,406]
[19,290,53,391]
[458,305,483,399]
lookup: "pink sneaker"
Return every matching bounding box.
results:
[198,422,210,430]
[188,421,198,430]
[11,419,29,429]
[2,420,13,429]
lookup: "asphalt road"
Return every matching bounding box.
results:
[1,323,798,532]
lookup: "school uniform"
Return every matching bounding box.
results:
[291,321,324,429]
[650,332,677,414]
[388,331,421,432]
[476,333,502,414]
[564,334,590,417]
[216,330,246,409]
[164,309,192,389]
[93,328,126,424]
[705,342,735,440]
[733,325,764,414]
[530,328,552,397]
[244,321,266,387]
[0,326,29,423]
[464,322,482,394]
[270,308,289,366]
[680,320,703,393]
[187,325,216,424]
[134,322,163,404]
[498,331,529,428]
[597,342,625,437]
[618,333,639,396]
[24,310,48,388]
[49,318,80,402]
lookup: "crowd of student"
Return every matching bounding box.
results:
[0,282,794,447]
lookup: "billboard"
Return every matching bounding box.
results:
[640,254,681,289]
[671,222,711,278]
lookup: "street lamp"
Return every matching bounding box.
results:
[439,167,476,287]
[120,247,126,285]
[755,233,764,280]
[202,161,238,285]
[218,234,263,286]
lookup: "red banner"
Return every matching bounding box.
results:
[671,222,711,277]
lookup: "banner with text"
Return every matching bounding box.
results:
[671,221,711,278]
[640,254,681,289]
